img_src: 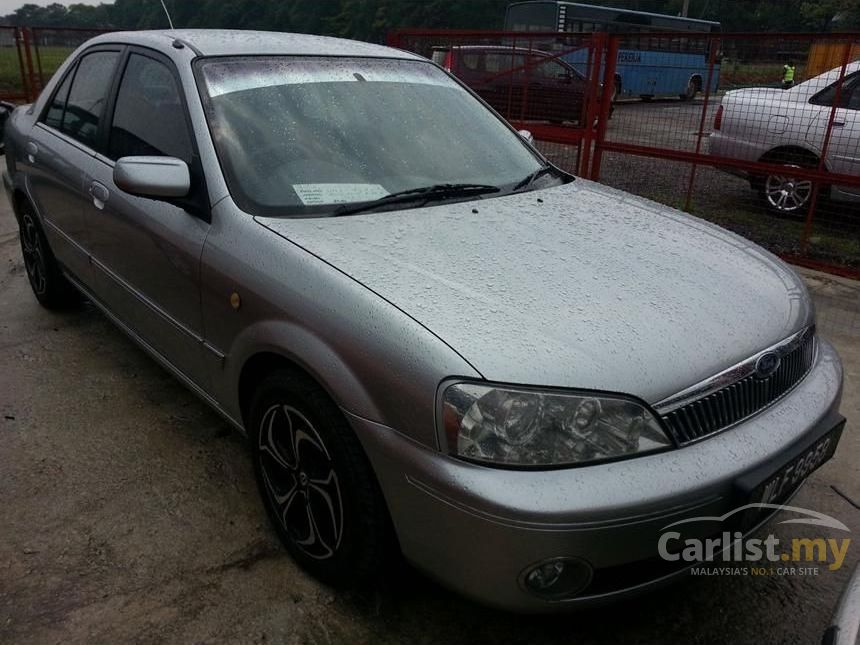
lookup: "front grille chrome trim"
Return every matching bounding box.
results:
[654,326,817,445]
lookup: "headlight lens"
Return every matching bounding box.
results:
[441,382,671,467]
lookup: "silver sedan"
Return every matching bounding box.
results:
[3,29,846,611]
[709,62,860,216]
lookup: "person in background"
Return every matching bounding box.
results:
[782,61,796,89]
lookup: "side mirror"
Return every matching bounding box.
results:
[114,156,190,199]
[517,129,535,145]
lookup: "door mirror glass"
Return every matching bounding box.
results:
[114,156,190,198]
[517,129,535,145]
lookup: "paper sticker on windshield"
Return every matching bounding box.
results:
[293,183,389,206]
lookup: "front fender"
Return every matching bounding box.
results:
[222,317,384,429]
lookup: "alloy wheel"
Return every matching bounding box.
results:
[764,167,813,214]
[257,403,344,560]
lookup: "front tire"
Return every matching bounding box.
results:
[18,202,78,309]
[249,369,394,586]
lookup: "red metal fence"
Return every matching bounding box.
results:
[389,29,860,279]
[0,26,112,103]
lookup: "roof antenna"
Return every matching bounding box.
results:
[159,0,175,29]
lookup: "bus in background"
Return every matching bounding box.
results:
[504,1,721,101]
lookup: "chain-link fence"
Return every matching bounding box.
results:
[391,29,860,283]
[594,32,860,280]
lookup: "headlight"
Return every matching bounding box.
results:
[440,382,672,467]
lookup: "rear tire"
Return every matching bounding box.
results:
[753,152,820,218]
[249,369,395,586]
[18,201,78,309]
[680,78,699,101]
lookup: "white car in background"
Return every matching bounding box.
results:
[709,62,860,216]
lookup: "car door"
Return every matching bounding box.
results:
[824,76,860,198]
[24,47,122,286]
[808,72,860,199]
[81,48,212,391]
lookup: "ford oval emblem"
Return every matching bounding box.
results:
[754,352,781,379]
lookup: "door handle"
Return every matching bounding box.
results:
[88,181,109,210]
[25,141,37,163]
[832,121,845,127]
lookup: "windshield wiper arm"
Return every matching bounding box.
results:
[513,164,556,192]
[331,183,500,217]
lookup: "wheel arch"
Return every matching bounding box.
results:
[11,186,32,225]
[758,145,824,169]
[229,321,384,432]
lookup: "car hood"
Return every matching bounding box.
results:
[257,180,812,404]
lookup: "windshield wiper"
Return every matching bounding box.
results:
[513,164,557,192]
[331,183,500,217]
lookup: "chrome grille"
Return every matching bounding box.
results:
[658,329,817,445]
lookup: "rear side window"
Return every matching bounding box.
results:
[44,66,74,130]
[49,50,120,148]
[108,53,193,163]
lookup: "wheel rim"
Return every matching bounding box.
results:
[764,166,813,213]
[258,403,344,560]
[20,212,47,295]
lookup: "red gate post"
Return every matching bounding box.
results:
[14,27,30,102]
[21,27,38,101]
[800,40,853,256]
[578,32,604,177]
[588,34,619,180]
[683,35,720,212]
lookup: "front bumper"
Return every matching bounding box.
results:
[349,338,844,612]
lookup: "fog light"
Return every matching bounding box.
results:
[520,557,593,599]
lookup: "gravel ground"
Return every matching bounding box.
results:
[1,188,859,644]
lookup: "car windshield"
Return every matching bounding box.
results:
[196,56,549,217]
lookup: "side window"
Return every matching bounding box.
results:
[531,56,568,79]
[460,54,480,72]
[485,53,525,77]
[60,50,120,148]
[43,65,74,130]
[811,73,860,108]
[108,53,193,164]
[846,77,860,110]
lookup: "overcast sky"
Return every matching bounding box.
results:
[0,0,102,14]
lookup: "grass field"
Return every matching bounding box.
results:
[0,45,74,97]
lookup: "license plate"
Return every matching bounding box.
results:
[752,422,844,508]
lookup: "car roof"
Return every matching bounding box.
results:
[85,29,424,60]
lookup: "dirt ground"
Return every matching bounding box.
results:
[1,196,858,645]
